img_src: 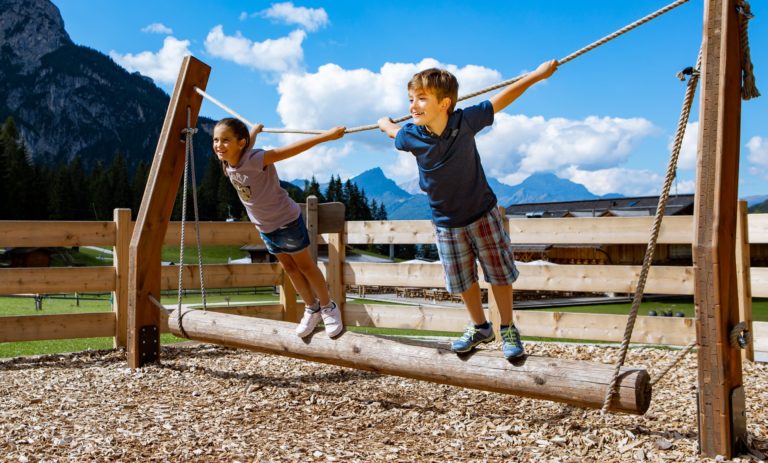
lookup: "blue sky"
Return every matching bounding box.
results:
[54,0,767,197]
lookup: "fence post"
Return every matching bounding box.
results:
[280,268,300,322]
[113,208,131,348]
[327,228,346,319]
[306,195,319,261]
[735,201,754,362]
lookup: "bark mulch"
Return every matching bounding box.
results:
[1,341,766,462]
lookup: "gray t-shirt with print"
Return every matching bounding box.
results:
[225,148,301,233]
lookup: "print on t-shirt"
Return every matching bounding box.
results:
[230,177,252,202]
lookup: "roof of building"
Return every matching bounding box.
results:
[504,194,694,218]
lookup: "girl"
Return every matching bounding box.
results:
[213,118,346,338]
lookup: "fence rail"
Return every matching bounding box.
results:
[1,208,766,357]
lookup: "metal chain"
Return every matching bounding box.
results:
[600,51,702,414]
[195,0,691,134]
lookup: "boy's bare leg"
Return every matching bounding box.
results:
[490,284,513,326]
[460,281,486,325]
[276,253,317,306]
[284,248,331,307]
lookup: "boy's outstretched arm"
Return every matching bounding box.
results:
[490,59,558,113]
[377,117,401,139]
[264,126,346,165]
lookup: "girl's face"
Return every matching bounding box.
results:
[213,125,247,166]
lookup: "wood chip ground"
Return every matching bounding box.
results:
[1,341,766,462]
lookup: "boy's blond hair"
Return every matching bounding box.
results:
[407,68,459,114]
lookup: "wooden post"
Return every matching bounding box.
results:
[693,0,747,457]
[735,201,753,362]
[168,307,652,415]
[327,228,346,317]
[127,56,211,368]
[306,195,319,261]
[279,267,301,323]
[112,208,131,348]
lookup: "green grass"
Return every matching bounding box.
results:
[161,245,250,265]
[0,334,187,358]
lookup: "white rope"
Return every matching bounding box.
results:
[195,0,691,135]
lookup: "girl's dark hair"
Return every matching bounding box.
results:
[214,118,250,174]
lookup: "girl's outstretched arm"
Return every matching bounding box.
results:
[246,123,264,152]
[263,126,346,165]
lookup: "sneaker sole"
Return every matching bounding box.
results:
[452,336,495,353]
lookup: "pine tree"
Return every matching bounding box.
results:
[89,160,111,219]
[303,176,325,202]
[198,156,223,220]
[325,175,343,203]
[131,159,150,218]
[109,152,133,212]
[1,117,34,219]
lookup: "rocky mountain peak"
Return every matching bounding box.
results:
[0,0,72,72]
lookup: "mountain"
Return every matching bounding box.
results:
[350,168,411,206]
[744,195,768,208]
[749,198,768,213]
[0,0,213,173]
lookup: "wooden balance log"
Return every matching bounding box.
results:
[167,307,651,414]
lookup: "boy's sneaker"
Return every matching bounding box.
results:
[295,302,321,338]
[320,302,343,337]
[451,323,495,353]
[501,325,525,359]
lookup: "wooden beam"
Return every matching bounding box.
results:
[158,263,282,290]
[0,267,115,295]
[343,304,697,346]
[306,196,318,261]
[735,202,754,361]
[127,56,211,368]
[168,308,652,415]
[694,0,747,457]
[113,209,131,348]
[0,221,116,247]
[0,313,115,342]
[343,262,694,295]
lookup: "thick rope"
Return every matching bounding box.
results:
[177,108,208,335]
[737,0,760,100]
[600,52,701,414]
[196,0,691,134]
[650,342,697,386]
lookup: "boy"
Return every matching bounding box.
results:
[377,59,558,359]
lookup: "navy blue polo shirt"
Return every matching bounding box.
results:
[395,100,497,228]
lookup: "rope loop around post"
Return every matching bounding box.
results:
[736,0,760,100]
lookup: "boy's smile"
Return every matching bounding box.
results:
[409,89,451,136]
[213,125,247,166]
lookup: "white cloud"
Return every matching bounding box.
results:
[204,25,305,74]
[261,2,329,32]
[275,58,501,149]
[669,121,698,170]
[141,23,173,35]
[560,166,676,196]
[109,36,191,84]
[273,142,355,182]
[746,136,768,177]
[476,113,657,179]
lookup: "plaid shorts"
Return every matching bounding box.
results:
[434,207,519,294]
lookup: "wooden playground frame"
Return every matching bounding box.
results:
[0,0,759,458]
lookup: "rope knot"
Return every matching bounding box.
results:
[676,66,700,81]
[182,127,199,135]
[736,0,760,100]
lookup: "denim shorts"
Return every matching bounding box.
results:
[434,207,519,294]
[259,214,310,255]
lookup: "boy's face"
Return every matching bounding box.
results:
[408,88,451,128]
[213,125,247,166]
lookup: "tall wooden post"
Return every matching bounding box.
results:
[306,196,319,261]
[127,56,211,368]
[112,208,132,348]
[735,201,753,362]
[693,0,747,457]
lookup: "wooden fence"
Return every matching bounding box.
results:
[1,207,766,358]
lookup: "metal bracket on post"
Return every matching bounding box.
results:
[138,325,160,364]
